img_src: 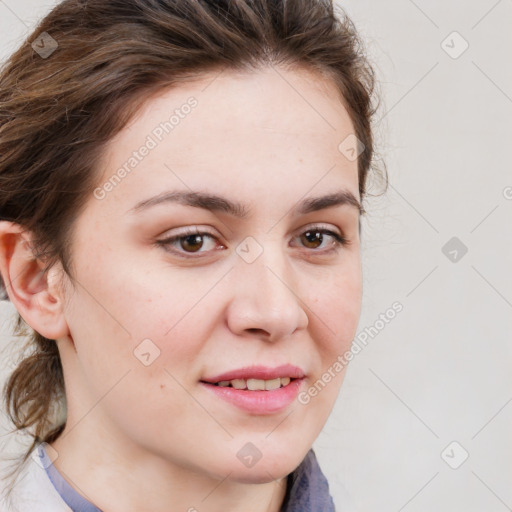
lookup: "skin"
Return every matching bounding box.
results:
[0,64,363,512]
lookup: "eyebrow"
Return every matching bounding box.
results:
[128,189,363,217]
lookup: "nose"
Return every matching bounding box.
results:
[225,246,309,343]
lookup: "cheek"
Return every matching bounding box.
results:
[292,273,361,444]
[313,264,362,353]
[66,234,229,393]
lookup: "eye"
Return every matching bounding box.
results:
[293,225,348,253]
[156,225,348,259]
[156,227,222,257]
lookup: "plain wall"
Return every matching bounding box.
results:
[1,1,511,511]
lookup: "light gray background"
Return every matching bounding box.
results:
[1,1,511,511]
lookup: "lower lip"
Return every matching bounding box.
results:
[200,378,305,414]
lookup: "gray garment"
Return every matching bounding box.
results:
[281,449,336,512]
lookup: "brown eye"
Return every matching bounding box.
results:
[180,234,205,253]
[300,230,324,249]
[296,227,347,252]
[157,225,347,260]
[157,228,220,258]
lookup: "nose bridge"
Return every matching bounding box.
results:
[227,236,307,340]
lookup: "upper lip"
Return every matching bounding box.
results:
[201,364,306,383]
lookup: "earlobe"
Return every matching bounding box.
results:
[0,221,69,340]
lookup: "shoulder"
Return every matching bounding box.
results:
[0,442,71,512]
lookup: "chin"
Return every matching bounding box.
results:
[221,449,306,484]
[226,466,294,485]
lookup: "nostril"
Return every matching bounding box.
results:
[246,328,268,336]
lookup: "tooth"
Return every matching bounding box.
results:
[265,378,282,390]
[247,378,266,391]
[280,377,291,386]
[231,379,247,389]
[217,381,230,387]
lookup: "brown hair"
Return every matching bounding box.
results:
[0,0,387,491]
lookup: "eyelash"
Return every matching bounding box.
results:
[156,225,349,259]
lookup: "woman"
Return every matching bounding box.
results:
[0,0,386,510]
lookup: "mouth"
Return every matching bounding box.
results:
[199,365,306,414]
[201,364,305,386]
[204,377,296,390]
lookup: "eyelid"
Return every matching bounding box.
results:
[158,225,219,243]
[160,223,344,240]
[296,222,342,237]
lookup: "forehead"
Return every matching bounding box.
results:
[116,65,349,133]
[91,65,359,217]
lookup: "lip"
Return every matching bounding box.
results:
[199,377,305,414]
[201,364,306,383]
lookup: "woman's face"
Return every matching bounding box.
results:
[55,65,362,482]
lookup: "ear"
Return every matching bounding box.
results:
[0,221,69,340]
